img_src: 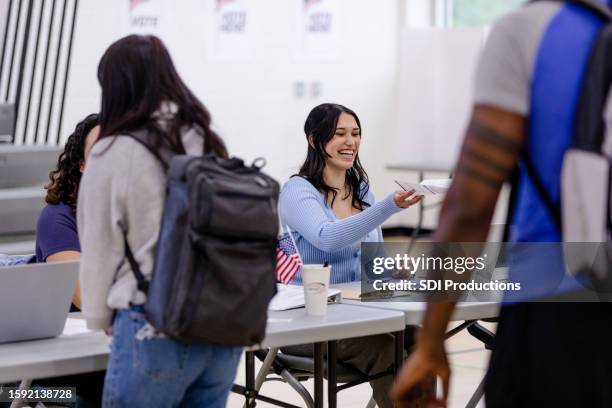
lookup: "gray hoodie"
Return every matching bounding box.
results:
[78,124,203,331]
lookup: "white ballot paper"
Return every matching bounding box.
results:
[395,178,452,196]
[63,317,92,336]
[268,284,341,312]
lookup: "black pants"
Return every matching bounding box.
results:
[486,302,612,408]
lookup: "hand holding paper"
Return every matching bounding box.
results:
[395,179,452,196]
[394,189,424,208]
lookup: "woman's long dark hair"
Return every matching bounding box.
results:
[45,113,100,210]
[97,35,227,158]
[298,103,370,210]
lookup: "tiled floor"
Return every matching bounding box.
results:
[227,321,495,408]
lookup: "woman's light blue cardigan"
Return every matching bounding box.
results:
[279,176,402,284]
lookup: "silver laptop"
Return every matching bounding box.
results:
[0,261,78,343]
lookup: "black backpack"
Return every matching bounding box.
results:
[123,131,279,346]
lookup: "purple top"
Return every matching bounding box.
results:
[35,202,81,262]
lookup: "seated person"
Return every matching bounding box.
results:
[279,103,423,408]
[32,113,104,408]
[36,113,100,310]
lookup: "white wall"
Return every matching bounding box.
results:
[64,0,505,230]
[404,0,435,28]
[63,0,412,218]
[0,0,9,55]
[0,0,8,34]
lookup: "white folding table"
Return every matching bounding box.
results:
[236,303,406,408]
[0,306,405,408]
[0,321,109,384]
[333,281,500,408]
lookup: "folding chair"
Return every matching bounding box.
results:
[247,347,380,408]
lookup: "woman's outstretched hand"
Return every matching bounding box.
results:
[394,190,424,208]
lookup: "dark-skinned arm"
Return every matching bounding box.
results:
[391,105,526,406]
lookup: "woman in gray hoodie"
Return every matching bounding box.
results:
[78,35,237,408]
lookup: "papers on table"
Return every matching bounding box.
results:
[62,318,92,336]
[395,178,452,196]
[268,284,342,312]
[337,285,361,300]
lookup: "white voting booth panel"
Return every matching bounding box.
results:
[387,27,486,229]
[393,27,486,169]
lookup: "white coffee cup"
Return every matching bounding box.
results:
[301,264,331,316]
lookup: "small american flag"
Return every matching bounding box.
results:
[276,231,303,284]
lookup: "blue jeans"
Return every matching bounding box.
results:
[103,306,242,408]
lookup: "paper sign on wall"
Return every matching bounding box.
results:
[294,0,341,61]
[393,28,486,168]
[128,0,163,34]
[210,0,252,60]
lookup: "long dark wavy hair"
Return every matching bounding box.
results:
[297,103,370,210]
[96,35,227,160]
[45,113,100,210]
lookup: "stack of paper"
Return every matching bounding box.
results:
[62,317,92,336]
[268,284,342,311]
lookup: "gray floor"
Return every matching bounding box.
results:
[228,321,495,408]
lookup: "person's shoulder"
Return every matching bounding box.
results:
[491,1,562,36]
[37,202,76,230]
[87,134,164,176]
[90,134,143,154]
[282,175,315,191]
[87,135,138,165]
[280,176,321,201]
[39,202,74,219]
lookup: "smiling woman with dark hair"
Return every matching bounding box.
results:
[279,103,424,408]
[280,103,422,284]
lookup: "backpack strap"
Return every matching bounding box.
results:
[124,240,150,294]
[502,167,520,242]
[503,151,563,239]
[168,155,197,180]
[522,149,563,234]
[119,129,175,170]
[117,128,175,295]
[528,0,612,237]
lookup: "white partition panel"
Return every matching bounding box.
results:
[393,27,486,169]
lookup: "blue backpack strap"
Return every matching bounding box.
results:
[521,0,612,237]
